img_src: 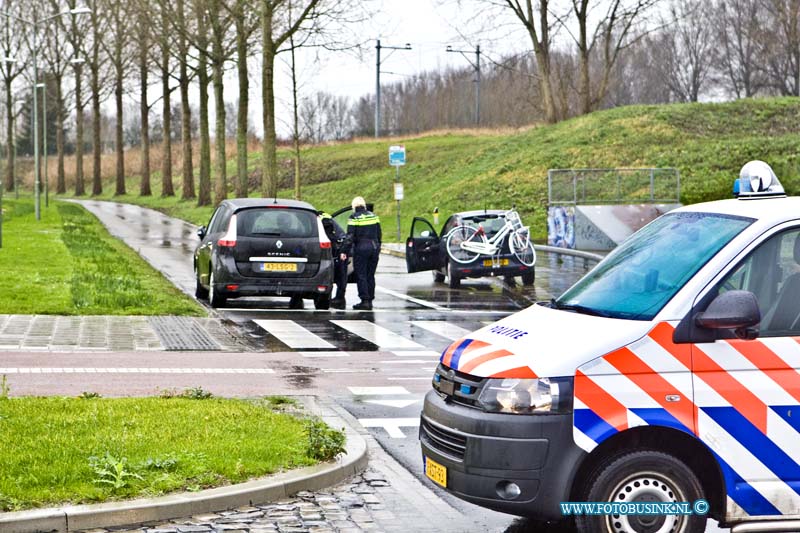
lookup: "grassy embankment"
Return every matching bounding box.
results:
[0,391,344,511]
[0,198,203,315]
[48,97,800,241]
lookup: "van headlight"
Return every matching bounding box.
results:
[476,377,573,415]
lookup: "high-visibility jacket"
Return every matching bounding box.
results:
[347,207,381,252]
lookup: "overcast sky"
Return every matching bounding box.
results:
[242,0,525,137]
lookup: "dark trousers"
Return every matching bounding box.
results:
[333,257,348,300]
[354,247,380,301]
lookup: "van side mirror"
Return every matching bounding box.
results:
[197,227,207,240]
[695,290,760,340]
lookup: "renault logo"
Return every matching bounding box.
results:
[276,240,283,249]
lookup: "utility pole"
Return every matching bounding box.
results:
[446,44,481,126]
[375,39,411,138]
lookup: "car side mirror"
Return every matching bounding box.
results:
[695,290,760,340]
[197,227,207,240]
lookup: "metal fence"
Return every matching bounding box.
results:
[547,168,681,206]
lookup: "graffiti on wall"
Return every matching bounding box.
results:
[547,206,575,249]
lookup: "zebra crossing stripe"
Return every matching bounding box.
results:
[331,320,424,349]
[0,368,275,374]
[411,320,473,341]
[254,319,335,349]
[348,386,410,395]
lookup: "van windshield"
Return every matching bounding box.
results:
[555,212,753,321]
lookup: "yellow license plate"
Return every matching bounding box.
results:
[260,262,298,272]
[483,258,509,267]
[425,456,447,487]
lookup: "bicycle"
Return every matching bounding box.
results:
[445,209,536,267]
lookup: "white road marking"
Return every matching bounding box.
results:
[388,377,431,381]
[364,399,420,409]
[348,386,410,396]
[380,360,438,364]
[0,368,274,374]
[331,320,424,349]
[321,369,373,373]
[300,351,349,358]
[375,286,446,310]
[392,350,441,357]
[358,417,420,438]
[253,319,335,349]
[411,321,473,341]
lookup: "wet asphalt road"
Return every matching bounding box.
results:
[70,201,726,533]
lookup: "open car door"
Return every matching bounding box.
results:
[406,217,443,273]
[331,204,375,232]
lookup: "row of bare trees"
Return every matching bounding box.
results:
[0,0,359,205]
[298,0,800,140]
[1,0,798,200]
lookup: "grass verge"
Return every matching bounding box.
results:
[0,389,345,511]
[0,197,203,315]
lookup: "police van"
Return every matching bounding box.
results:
[420,162,800,533]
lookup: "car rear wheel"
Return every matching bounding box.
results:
[314,294,331,310]
[195,266,209,300]
[521,269,535,286]
[208,271,227,308]
[433,270,446,283]
[447,262,461,289]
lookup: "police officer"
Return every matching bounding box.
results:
[319,212,350,309]
[347,196,381,310]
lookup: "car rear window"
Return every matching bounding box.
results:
[237,208,317,238]
[462,215,504,238]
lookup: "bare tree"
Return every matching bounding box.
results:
[132,0,152,196]
[500,1,558,122]
[99,0,134,196]
[175,0,195,200]
[657,0,716,102]
[0,1,26,194]
[714,0,764,98]
[570,0,658,114]
[761,0,800,96]
[260,0,320,198]
[223,0,260,198]
[60,0,89,196]
[207,0,235,205]
[156,1,176,197]
[39,5,72,196]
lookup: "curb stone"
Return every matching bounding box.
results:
[0,396,367,533]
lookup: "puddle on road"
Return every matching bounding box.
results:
[283,364,319,388]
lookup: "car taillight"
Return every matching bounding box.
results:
[218,214,238,247]
[317,217,332,249]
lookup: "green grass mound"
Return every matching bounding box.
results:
[60,97,800,242]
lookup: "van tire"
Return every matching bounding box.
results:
[575,450,706,533]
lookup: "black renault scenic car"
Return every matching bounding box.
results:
[193,199,334,309]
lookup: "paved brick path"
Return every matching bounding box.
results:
[0,315,247,352]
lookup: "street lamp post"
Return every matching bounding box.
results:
[446,44,481,126]
[375,40,412,138]
[36,82,47,208]
[1,6,90,221]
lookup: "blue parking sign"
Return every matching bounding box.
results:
[389,145,406,166]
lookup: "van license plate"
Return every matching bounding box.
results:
[483,259,509,267]
[259,262,298,272]
[425,456,447,487]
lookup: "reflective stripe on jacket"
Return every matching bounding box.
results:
[347,208,382,251]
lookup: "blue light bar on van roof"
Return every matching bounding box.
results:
[735,160,786,200]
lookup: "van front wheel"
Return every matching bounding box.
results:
[575,451,707,533]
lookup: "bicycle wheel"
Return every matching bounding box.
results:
[510,228,536,267]
[446,225,481,264]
